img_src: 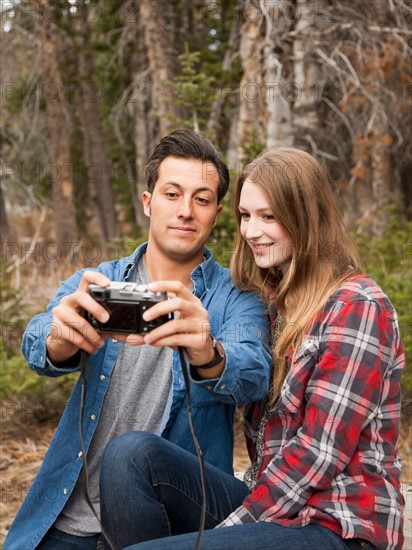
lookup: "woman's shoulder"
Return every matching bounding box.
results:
[328,274,395,314]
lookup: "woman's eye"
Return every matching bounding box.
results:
[263,213,275,221]
[239,212,249,219]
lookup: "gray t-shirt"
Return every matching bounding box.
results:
[55,256,173,535]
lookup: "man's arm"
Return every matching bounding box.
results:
[195,286,271,404]
[132,281,223,370]
[22,269,114,376]
[124,280,271,404]
[45,270,111,363]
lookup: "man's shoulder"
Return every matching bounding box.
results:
[210,259,231,278]
[95,243,146,280]
[210,263,265,307]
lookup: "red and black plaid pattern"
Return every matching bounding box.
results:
[219,276,405,550]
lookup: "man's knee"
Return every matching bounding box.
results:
[101,431,166,473]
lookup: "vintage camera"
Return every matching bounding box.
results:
[86,282,172,334]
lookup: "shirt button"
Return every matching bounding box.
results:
[40,356,44,362]
[63,488,68,495]
[100,375,106,381]
[206,385,213,390]
[90,414,96,421]
[112,339,118,343]
[78,451,83,458]
[220,384,225,390]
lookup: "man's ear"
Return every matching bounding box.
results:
[142,192,152,217]
[212,204,223,227]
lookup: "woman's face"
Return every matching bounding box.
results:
[238,178,292,274]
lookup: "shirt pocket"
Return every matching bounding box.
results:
[277,338,320,414]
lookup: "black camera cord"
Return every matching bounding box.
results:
[79,348,207,550]
[178,346,207,550]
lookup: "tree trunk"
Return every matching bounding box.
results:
[236,3,264,161]
[139,0,181,137]
[130,6,151,230]
[36,0,78,246]
[237,0,297,161]
[292,0,325,151]
[366,0,394,235]
[227,105,240,170]
[262,1,297,149]
[74,0,117,247]
[0,184,11,243]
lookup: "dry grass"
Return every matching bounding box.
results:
[0,418,58,544]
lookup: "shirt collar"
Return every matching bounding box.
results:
[120,243,217,297]
[190,247,216,297]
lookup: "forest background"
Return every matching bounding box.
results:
[0,0,411,540]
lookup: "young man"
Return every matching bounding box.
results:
[5,129,271,550]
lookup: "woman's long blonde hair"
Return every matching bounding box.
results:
[231,148,362,405]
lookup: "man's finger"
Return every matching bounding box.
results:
[78,270,110,293]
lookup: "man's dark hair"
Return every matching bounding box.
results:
[145,128,230,203]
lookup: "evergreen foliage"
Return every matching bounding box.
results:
[165,43,217,133]
[356,212,412,400]
[0,261,78,420]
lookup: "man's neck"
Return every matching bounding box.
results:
[143,244,205,285]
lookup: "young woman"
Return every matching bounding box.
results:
[99,148,405,550]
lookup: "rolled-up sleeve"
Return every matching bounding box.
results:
[21,268,91,377]
[191,289,272,405]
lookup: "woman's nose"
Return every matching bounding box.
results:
[244,218,262,240]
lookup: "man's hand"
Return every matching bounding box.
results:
[124,281,224,377]
[46,271,112,363]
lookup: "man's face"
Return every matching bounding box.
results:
[142,156,222,263]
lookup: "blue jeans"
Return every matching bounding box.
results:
[99,432,375,550]
[36,526,101,549]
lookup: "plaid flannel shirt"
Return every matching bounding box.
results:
[219,276,405,550]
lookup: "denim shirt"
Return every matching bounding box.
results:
[5,244,271,550]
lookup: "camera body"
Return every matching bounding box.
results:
[86,282,172,334]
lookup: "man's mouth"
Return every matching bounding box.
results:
[169,226,196,233]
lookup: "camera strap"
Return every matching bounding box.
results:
[178,347,207,550]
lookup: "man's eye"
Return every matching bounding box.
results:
[196,197,210,205]
[165,192,178,199]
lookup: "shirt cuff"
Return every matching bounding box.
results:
[216,505,256,527]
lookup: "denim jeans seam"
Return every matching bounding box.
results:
[150,482,173,536]
[161,499,172,537]
[153,481,223,523]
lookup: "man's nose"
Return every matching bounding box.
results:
[177,198,194,219]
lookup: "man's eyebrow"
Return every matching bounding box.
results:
[160,182,216,194]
